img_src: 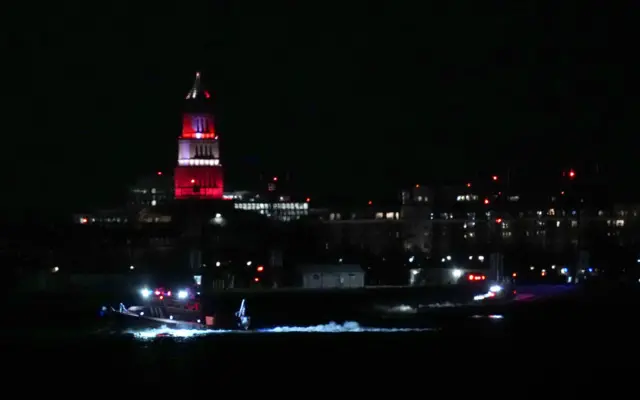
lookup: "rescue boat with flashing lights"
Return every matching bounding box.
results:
[103,286,251,331]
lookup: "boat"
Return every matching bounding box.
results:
[103,286,250,331]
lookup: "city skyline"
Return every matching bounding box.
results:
[5,4,632,213]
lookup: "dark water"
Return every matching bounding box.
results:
[4,282,640,384]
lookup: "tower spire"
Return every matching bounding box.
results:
[185,71,211,100]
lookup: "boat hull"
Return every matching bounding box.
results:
[105,304,204,330]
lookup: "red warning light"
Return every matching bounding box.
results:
[306,197,311,202]
[256,265,264,272]
[273,176,278,182]
[368,200,373,205]
[466,183,471,188]
[157,171,163,176]
[496,218,503,224]
[484,198,490,205]
[568,170,576,179]
[190,179,195,184]
[254,277,260,283]
[492,175,498,181]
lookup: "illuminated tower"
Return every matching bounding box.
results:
[174,72,224,199]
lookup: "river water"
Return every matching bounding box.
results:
[4,282,639,386]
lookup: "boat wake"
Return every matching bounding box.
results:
[127,321,434,340]
[419,302,461,308]
[375,301,464,315]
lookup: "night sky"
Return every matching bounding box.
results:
[4,3,633,213]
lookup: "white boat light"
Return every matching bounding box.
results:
[489,285,502,293]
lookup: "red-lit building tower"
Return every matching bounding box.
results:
[174,72,224,199]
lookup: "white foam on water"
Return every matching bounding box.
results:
[258,321,432,333]
[419,302,462,308]
[470,314,504,319]
[127,326,223,339]
[127,321,433,340]
[374,304,418,314]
